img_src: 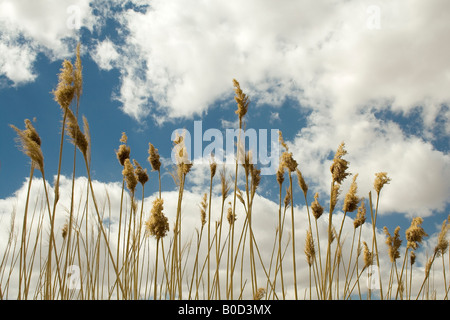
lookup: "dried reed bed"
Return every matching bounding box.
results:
[1,44,449,300]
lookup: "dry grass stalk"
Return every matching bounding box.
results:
[11,62,449,301]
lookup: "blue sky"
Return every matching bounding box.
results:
[1,0,449,299]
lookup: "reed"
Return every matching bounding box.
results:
[5,52,450,301]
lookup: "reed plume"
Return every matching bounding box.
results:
[148,143,161,172]
[363,241,373,268]
[353,200,366,228]
[233,79,249,123]
[53,60,75,110]
[374,172,391,195]
[116,132,131,167]
[311,193,323,220]
[330,142,350,185]
[435,219,449,257]
[123,158,137,195]
[329,183,340,214]
[145,198,170,240]
[343,174,359,213]
[10,120,44,172]
[199,193,208,228]
[145,198,169,300]
[305,228,315,267]
[133,159,149,186]
[227,203,236,225]
[384,226,402,263]
[276,166,285,186]
[296,168,308,196]
[406,217,428,250]
[65,107,88,158]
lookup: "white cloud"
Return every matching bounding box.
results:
[91,38,119,71]
[289,109,450,218]
[102,0,450,130]
[1,173,447,299]
[0,0,96,84]
[0,42,36,84]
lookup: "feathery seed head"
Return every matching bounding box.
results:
[363,241,373,268]
[280,151,298,172]
[276,165,285,186]
[406,217,428,250]
[410,251,416,265]
[233,79,249,122]
[82,116,91,164]
[65,108,88,157]
[210,153,217,178]
[251,166,261,196]
[330,142,350,184]
[123,158,137,194]
[384,226,402,262]
[148,142,161,172]
[330,183,340,214]
[173,131,192,176]
[133,159,149,186]
[10,121,44,172]
[296,168,308,195]
[343,173,359,213]
[374,172,391,194]
[284,186,292,209]
[145,198,169,240]
[24,119,41,146]
[227,202,236,225]
[305,228,315,266]
[311,192,324,220]
[116,144,131,167]
[116,132,130,166]
[435,219,449,257]
[53,60,75,110]
[220,166,231,201]
[354,199,366,228]
[199,193,208,227]
[120,132,128,144]
[278,130,289,151]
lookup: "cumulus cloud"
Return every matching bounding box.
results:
[91,38,119,71]
[288,109,450,218]
[1,173,447,299]
[98,0,450,129]
[93,0,449,221]
[0,0,95,84]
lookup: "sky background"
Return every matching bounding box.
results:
[0,0,449,299]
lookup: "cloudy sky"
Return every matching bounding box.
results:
[0,0,449,299]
